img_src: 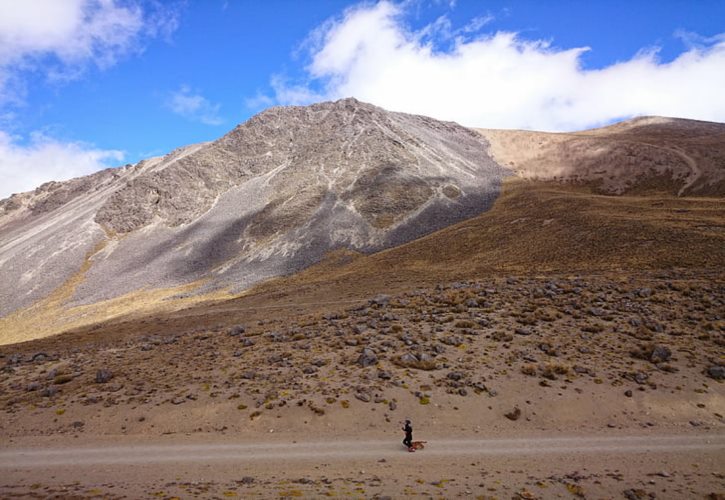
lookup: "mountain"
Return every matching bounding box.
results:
[1,100,724,345]
[0,98,509,338]
[2,107,723,499]
[477,116,725,196]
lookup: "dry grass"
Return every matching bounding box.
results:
[477,117,725,196]
[266,179,725,291]
[0,254,235,347]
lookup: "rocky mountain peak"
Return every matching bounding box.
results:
[0,99,509,319]
[94,98,502,234]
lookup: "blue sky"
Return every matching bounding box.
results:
[1,0,724,198]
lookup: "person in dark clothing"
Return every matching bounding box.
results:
[402,419,413,449]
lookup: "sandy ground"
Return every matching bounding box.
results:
[1,432,724,498]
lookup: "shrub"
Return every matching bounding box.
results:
[520,365,537,376]
[53,374,73,385]
[392,356,437,371]
[454,320,475,329]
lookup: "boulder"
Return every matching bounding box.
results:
[650,345,671,363]
[228,325,246,336]
[707,365,725,380]
[356,347,378,367]
[95,369,114,384]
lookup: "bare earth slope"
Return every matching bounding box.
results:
[477,116,725,196]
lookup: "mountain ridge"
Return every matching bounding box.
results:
[1,100,724,345]
[0,98,508,323]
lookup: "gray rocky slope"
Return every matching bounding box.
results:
[0,98,510,317]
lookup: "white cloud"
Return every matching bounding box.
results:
[271,1,725,131]
[0,0,179,105]
[166,85,224,126]
[0,131,124,199]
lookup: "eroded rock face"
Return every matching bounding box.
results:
[0,98,509,320]
[95,98,505,234]
[77,99,509,305]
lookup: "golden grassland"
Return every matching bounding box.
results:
[0,238,236,346]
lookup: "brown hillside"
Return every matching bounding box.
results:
[477,116,725,196]
[10,178,723,350]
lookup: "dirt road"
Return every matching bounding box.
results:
[1,433,724,498]
[2,434,724,467]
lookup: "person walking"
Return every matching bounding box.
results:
[402,419,413,450]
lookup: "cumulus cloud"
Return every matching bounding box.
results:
[0,131,124,199]
[0,1,178,198]
[270,1,725,131]
[0,0,179,104]
[166,85,224,125]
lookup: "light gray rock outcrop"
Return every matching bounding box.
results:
[0,98,510,319]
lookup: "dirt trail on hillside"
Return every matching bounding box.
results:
[2,433,723,466]
[2,433,723,498]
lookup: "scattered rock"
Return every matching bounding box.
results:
[706,365,725,380]
[504,407,521,421]
[649,344,672,363]
[41,386,58,398]
[631,343,671,364]
[31,352,49,363]
[441,335,464,346]
[355,392,371,403]
[7,354,23,365]
[370,294,391,307]
[400,352,418,364]
[356,347,378,367]
[228,325,246,336]
[95,369,113,384]
[623,488,650,500]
